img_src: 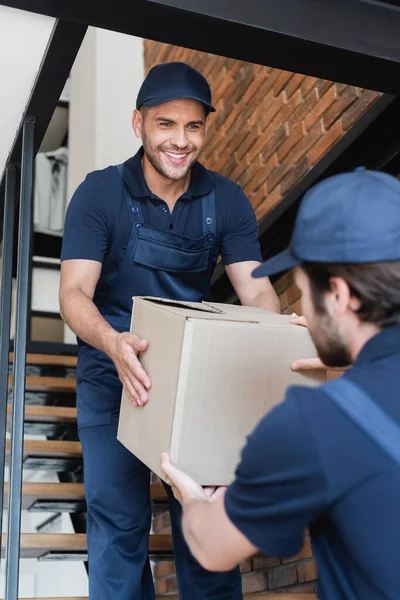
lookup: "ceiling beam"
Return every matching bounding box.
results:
[2,0,400,94]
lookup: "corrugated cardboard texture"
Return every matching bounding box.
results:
[118,298,325,485]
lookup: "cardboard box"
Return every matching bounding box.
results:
[118,297,325,485]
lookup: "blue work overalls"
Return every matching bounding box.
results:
[77,164,243,600]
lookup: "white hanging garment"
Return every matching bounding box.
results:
[34,147,68,237]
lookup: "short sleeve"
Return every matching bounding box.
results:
[220,184,262,266]
[224,388,328,558]
[61,174,112,263]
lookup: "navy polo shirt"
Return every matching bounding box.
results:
[61,148,262,271]
[225,325,400,600]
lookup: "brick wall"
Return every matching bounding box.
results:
[144,41,380,225]
[145,41,376,594]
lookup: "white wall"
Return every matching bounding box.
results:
[65,28,144,343]
[0,6,56,181]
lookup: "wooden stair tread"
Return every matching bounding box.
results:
[8,375,76,393]
[8,404,77,423]
[3,482,85,510]
[3,482,166,508]
[1,533,172,557]
[9,352,78,367]
[6,439,82,458]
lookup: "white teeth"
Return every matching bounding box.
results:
[165,152,187,159]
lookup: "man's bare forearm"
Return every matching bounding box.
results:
[60,289,119,358]
[249,289,280,313]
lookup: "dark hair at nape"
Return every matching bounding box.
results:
[302,261,400,328]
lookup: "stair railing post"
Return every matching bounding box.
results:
[0,165,17,569]
[5,116,35,600]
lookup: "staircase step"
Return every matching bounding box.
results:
[6,439,82,472]
[8,404,77,424]
[7,439,82,458]
[8,375,76,393]
[9,352,78,367]
[3,481,166,510]
[1,533,173,559]
[3,482,85,510]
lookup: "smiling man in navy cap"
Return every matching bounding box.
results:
[59,62,280,600]
[162,168,400,600]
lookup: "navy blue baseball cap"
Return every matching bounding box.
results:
[136,62,216,113]
[253,167,400,278]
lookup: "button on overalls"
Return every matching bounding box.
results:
[77,164,243,599]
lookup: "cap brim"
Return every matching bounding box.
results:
[252,248,300,278]
[140,94,216,112]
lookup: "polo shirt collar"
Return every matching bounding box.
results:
[354,324,400,366]
[123,147,213,199]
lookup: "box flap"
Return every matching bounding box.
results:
[133,296,224,314]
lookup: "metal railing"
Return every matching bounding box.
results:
[0,116,35,600]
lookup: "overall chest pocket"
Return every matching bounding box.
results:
[134,235,212,273]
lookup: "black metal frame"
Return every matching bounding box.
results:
[3,0,400,95]
[0,165,17,566]
[5,117,35,600]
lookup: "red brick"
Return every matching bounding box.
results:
[303,85,336,131]
[252,555,280,570]
[323,86,358,130]
[316,78,334,98]
[280,154,310,195]
[341,89,380,131]
[286,283,302,306]
[272,70,294,96]
[153,561,176,579]
[240,558,252,573]
[276,120,304,163]
[297,560,318,583]
[245,153,278,196]
[258,93,286,130]
[260,124,288,164]
[289,298,303,315]
[285,73,306,99]
[154,578,167,594]
[300,76,319,97]
[279,291,289,312]
[272,89,303,132]
[274,270,294,295]
[254,184,282,221]
[287,88,319,129]
[166,575,178,592]
[309,120,343,165]
[242,571,268,594]
[251,182,268,211]
[267,564,298,590]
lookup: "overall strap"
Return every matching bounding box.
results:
[201,174,219,254]
[324,377,400,467]
[116,163,144,226]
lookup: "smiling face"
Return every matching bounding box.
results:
[132,98,208,181]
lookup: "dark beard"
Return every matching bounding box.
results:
[312,314,352,368]
[142,130,197,182]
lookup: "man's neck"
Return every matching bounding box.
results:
[142,154,192,210]
[349,321,381,363]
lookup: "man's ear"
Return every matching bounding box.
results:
[132,109,143,140]
[328,277,357,317]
